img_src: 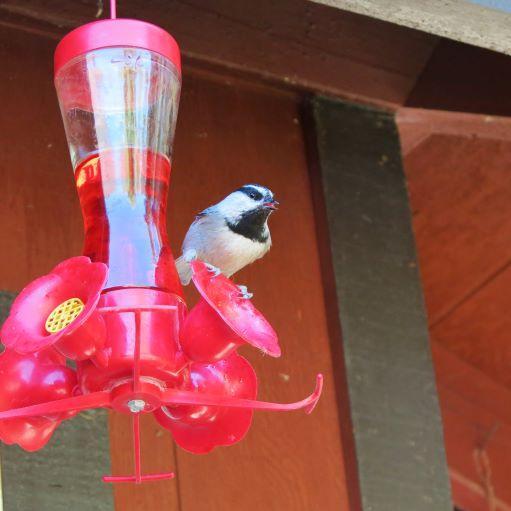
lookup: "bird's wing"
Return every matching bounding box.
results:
[181,213,221,252]
[195,206,214,219]
[175,255,192,285]
[178,214,214,284]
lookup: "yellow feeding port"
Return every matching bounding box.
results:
[45,297,85,333]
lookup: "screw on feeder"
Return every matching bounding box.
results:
[127,399,146,413]
[237,285,253,300]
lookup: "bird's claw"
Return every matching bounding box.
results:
[237,285,253,300]
[205,263,221,277]
[183,249,198,263]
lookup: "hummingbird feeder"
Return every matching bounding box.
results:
[0,0,323,484]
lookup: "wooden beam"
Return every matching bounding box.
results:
[397,107,511,157]
[6,0,511,117]
[0,0,438,108]
[310,97,452,510]
[311,0,511,56]
[406,39,511,117]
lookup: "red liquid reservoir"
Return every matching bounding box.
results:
[54,33,185,390]
[75,148,178,291]
[55,43,182,293]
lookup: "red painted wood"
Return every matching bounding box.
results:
[432,264,511,388]
[404,134,511,330]
[400,112,511,510]
[402,129,511,386]
[0,0,437,107]
[434,342,511,510]
[167,71,351,511]
[397,107,511,157]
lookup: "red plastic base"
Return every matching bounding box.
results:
[0,260,323,483]
[0,297,323,482]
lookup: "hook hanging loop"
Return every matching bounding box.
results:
[110,0,117,19]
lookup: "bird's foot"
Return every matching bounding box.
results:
[237,285,253,300]
[205,263,221,277]
[183,249,198,263]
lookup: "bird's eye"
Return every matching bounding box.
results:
[247,190,263,200]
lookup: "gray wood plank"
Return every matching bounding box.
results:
[0,291,113,511]
[311,98,452,511]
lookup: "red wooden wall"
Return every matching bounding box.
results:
[3,5,510,509]
[0,26,351,511]
[399,109,511,511]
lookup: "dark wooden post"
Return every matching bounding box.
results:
[310,98,452,511]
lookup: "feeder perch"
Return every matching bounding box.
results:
[0,1,323,484]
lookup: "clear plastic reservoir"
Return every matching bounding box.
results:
[54,48,182,292]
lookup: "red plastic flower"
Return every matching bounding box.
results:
[154,353,257,453]
[0,348,78,451]
[180,260,280,362]
[1,256,108,365]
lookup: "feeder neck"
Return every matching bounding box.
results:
[74,148,182,295]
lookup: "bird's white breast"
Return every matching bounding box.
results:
[182,214,271,277]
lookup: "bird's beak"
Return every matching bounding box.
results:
[263,200,279,211]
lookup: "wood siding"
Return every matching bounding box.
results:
[0,25,351,510]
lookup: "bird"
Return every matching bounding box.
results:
[175,184,278,286]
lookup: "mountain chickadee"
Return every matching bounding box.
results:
[175,184,278,286]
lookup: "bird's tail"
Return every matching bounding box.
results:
[175,255,192,285]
